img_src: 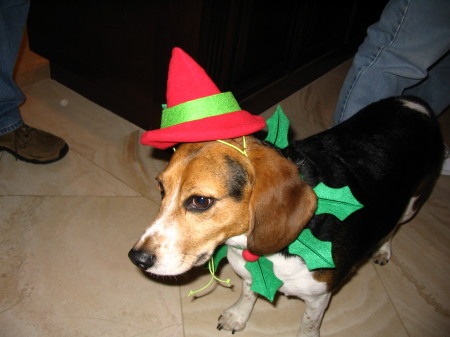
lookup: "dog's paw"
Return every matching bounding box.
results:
[372,252,389,265]
[372,242,391,265]
[217,311,247,334]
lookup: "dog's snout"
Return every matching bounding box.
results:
[128,248,156,270]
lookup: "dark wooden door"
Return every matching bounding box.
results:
[28,0,387,130]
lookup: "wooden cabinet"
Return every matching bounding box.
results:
[28,0,387,130]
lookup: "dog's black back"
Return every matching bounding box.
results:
[284,96,443,286]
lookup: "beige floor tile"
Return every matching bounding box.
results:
[0,196,183,337]
[19,79,169,201]
[320,262,408,337]
[374,176,450,337]
[180,260,408,337]
[0,149,139,197]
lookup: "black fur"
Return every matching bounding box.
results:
[282,96,443,286]
[224,155,248,201]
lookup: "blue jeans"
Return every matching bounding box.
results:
[0,0,30,135]
[334,0,450,124]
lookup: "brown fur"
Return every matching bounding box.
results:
[244,137,317,255]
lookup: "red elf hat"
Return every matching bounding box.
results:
[140,47,266,149]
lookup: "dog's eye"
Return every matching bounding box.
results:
[188,196,214,211]
[156,179,165,198]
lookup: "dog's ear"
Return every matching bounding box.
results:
[246,144,317,256]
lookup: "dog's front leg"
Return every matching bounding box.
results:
[297,292,331,337]
[217,278,257,333]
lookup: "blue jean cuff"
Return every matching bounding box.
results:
[0,119,23,136]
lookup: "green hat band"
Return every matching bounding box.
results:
[161,92,241,128]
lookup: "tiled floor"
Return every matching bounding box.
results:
[1,40,449,337]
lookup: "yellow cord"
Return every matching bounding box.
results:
[173,137,247,156]
[188,256,231,297]
[216,136,248,157]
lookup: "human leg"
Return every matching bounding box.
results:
[0,0,68,164]
[0,0,29,135]
[404,51,450,115]
[334,0,450,124]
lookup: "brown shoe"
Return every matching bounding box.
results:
[0,124,69,164]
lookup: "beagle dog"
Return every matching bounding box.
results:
[129,96,443,337]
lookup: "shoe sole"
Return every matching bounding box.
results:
[0,144,69,164]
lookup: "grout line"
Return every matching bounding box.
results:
[179,285,187,337]
[371,262,411,337]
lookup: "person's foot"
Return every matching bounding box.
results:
[0,124,68,164]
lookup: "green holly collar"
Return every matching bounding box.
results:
[210,180,363,302]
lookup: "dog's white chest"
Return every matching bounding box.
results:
[226,247,328,299]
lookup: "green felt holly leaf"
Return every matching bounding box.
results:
[211,245,228,271]
[245,256,283,302]
[288,229,335,270]
[264,105,290,149]
[313,183,363,221]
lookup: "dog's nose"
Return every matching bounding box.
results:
[128,248,156,270]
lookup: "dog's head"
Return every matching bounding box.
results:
[128,136,316,276]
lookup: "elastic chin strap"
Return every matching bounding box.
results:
[187,256,231,297]
[216,136,248,157]
[172,136,248,156]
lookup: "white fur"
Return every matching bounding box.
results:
[400,98,429,115]
[220,244,330,337]
[217,278,257,333]
[137,183,193,275]
[142,220,185,275]
[372,238,393,265]
[399,195,420,223]
[225,234,248,248]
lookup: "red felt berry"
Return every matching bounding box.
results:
[242,249,260,262]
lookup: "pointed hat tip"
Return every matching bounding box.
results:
[170,47,188,61]
[172,46,186,55]
[167,47,220,107]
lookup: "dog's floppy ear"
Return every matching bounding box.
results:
[246,144,317,256]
